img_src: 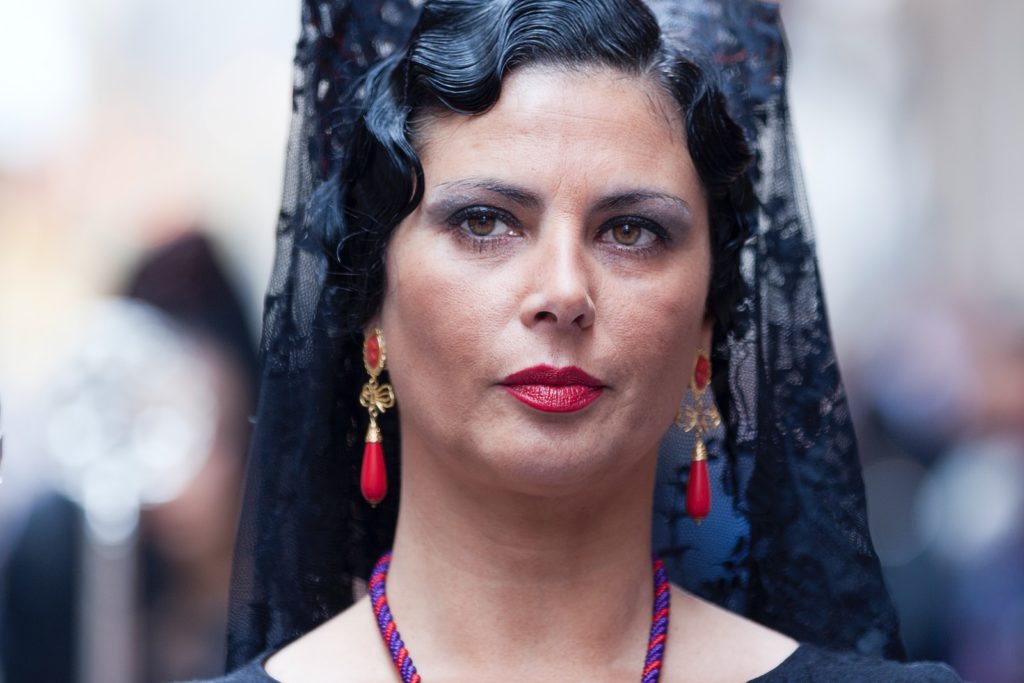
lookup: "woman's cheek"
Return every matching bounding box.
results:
[383,252,498,400]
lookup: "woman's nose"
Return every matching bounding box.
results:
[519,227,596,331]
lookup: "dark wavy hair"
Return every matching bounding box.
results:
[313,0,754,344]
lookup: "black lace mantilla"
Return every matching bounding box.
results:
[226,0,904,670]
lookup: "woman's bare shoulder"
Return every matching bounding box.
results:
[263,595,391,683]
[663,585,798,683]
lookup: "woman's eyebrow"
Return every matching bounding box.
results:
[434,178,541,209]
[594,191,692,217]
[431,180,691,217]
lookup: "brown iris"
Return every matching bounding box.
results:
[611,222,642,245]
[467,215,496,236]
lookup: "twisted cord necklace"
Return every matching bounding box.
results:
[369,552,671,683]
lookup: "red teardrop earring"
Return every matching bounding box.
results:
[676,349,720,524]
[359,327,395,506]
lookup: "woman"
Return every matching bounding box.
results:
[189,0,961,680]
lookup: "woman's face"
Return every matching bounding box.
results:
[379,66,712,497]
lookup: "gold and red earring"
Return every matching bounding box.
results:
[676,349,720,524]
[359,327,395,506]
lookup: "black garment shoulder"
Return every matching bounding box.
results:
[749,644,962,683]
[181,644,962,683]
[177,651,274,683]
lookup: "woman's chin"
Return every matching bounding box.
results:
[452,429,649,499]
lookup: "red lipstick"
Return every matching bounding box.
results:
[501,365,605,413]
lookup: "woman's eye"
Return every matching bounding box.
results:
[451,208,516,238]
[599,219,664,249]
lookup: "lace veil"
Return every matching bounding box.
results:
[226,0,904,669]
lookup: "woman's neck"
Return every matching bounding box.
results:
[386,434,659,681]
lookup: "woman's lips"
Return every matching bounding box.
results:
[501,365,605,413]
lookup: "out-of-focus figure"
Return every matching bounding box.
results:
[0,231,255,683]
[851,297,1024,682]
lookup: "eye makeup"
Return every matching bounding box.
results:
[593,192,694,241]
[422,181,696,258]
[439,205,522,253]
[597,216,672,251]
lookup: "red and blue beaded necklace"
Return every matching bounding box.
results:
[369,552,671,683]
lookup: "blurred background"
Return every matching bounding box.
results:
[0,0,1021,681]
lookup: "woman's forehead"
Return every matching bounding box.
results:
[415,66,700,204]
